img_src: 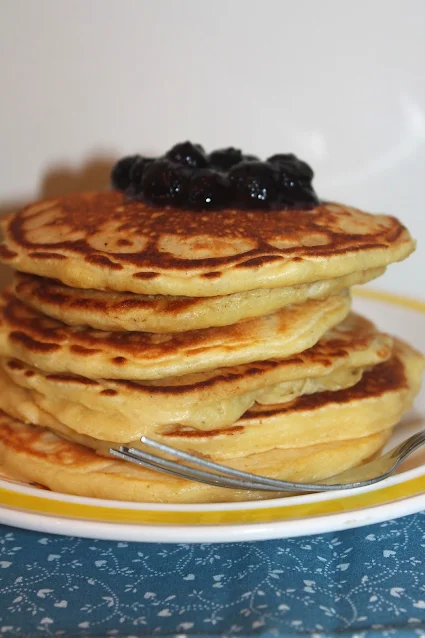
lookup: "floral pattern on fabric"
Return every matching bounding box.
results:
[1,514,425,636]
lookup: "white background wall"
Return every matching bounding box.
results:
[1,0,424,297]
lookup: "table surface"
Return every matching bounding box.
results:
[1,513,425,637]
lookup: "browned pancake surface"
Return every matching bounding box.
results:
[0,290,350,379]
[0,191,414,295]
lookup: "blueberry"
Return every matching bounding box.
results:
[229,161,279,208]
[209,147,244,171]
[165,141,209,168]
[267,154,318,207]
[281,184,319,207]
[187,170,230,209]
[296,186,319,206]
[142,160,190,205]
[111,155,141,191]
[275,169,319,207]
[113,146,318,210]
[128,157,154,195]
[267,154,314,180]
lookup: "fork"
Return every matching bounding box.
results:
[108,431,425,493]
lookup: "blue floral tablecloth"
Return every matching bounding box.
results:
[1,514,425,637]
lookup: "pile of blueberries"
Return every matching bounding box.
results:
[111,142,319,210]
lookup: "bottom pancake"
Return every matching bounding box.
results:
[0,412,391,503]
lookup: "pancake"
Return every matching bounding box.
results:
[0,290,350,380]
[0,412,392,503]
[1,339,421,461]
[0,191,414,296]
[13,268,384,333]
[0,313,394,437]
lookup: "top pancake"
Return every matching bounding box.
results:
[0,191,415,296]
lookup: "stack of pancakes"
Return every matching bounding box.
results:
[0,191,422,503]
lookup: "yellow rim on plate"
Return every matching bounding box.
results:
[0,288,424,526]
[353,287,425,312]
[1,474,425,525]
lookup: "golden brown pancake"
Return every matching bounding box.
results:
[0,313,393,437]
[0,191,414,296]
[1,339,421,462]
[155,340,422,459]
[13,268,384,332]
[0,290,350,380]
[0,412,392,503]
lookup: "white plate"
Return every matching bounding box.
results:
[0,290,424,543]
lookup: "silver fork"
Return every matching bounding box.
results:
[108,431,425,493]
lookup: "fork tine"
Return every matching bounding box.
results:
[109,446,287,491]
[108,427,425,494]
[140,436,311,490]
[109,438,403,493]
[113,439,342,492]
